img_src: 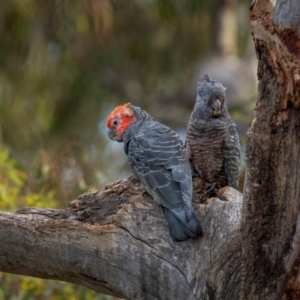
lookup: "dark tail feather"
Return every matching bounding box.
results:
[161,206,202,242]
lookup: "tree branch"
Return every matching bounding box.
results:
[0,176,242,300]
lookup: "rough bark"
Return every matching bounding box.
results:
[0,176,242,300]
[241,0,300,299]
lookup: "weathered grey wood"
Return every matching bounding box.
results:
[241,0,300,299]
[273,0,300,36]
[0,176,242,300]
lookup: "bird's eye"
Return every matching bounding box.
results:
[113,119,119,126]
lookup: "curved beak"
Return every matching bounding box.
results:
[107,129,123,142]
[211,99,221,117]
[107,129,116,140]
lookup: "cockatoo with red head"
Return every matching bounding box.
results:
[107,103,202,241]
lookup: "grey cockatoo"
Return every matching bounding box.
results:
[107,103,202,241]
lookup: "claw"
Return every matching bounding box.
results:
[142,189,150,197]
[206,182,220,196]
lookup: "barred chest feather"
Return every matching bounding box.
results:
[186,121,227,185]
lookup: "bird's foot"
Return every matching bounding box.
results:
[141,189,150,197]
[206,182,220,197]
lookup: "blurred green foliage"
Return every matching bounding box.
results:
[0,0,254,298]
[0,272,113,300]
[0,147,56,211]
[0,147,110,299]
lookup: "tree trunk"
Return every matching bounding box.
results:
[1,1,300,299]
[241,0,300,299]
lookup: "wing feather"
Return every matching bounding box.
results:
[127,122,192,211]
[223,120,241,189]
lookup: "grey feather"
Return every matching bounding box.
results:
[223,120,241,189]
[123,106,202,241]
[202,73,211,83]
